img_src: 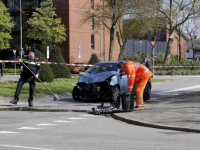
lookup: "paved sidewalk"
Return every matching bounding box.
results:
[0,74,200,133]
[0,74,20,82]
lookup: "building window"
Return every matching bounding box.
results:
[91,34,95,49]
[90,18,94,30]
[187,50,189,53]
[91,0,94,9]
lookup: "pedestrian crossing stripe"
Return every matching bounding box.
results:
[17,127,42,130]
[0,131,19,134]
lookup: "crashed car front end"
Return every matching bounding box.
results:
[74,76,116,100]
[72,62,120,101]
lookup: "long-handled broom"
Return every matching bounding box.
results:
[21,62,59,101]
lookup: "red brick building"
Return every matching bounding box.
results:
[1,0,120,63]
[55,0,120,63]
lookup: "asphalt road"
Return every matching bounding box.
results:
[0,111,200,150]
[151,76,200,99]
[1,75,200,150]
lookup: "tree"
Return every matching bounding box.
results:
[0,1,14,50]
[82,0,138,61]
[148,0,200,65]
[26,0,66,51]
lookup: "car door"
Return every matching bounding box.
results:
[117,69,128,94]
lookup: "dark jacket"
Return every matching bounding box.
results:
[0,62,5,68]
[141,59,152,72]
[20,56,41,76]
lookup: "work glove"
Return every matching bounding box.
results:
[125,92,131,97]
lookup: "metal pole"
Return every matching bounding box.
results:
[20,0,22,59]
[14,54,16,75]
[153,47,154,77]
[100,1,102,61]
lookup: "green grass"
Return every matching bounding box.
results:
[0,77,78,99]
[0,76,165,99]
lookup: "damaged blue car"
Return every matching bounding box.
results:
[72,61,128,102]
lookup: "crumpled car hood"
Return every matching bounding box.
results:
[79,71,116,84]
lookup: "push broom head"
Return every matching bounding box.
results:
[53,94,59,101]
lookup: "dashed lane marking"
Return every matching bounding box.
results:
[53,120,73,123]
[68,117,87,120]
[37,123,59,126]
[0,131,19,134]
[17,127,42,130]
[0,145,55,150]
[155,84,200,95]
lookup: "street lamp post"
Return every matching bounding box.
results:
[20,0,22,58]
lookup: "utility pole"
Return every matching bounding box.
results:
[20,0,22,58]
[100,0,102,61]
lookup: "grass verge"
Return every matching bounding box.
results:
[0,76,78,99]
[0,76,165,99]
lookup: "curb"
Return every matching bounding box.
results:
[111,113,200,134]
[0,107,88,113]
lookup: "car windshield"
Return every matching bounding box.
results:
[85,63,118,73]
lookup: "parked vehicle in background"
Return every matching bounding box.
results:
[72,61,131,102]
[69,62,90,74]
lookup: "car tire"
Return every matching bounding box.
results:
[72,86,81,101]
[111,86,120,107]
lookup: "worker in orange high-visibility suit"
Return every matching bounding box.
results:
[117,61,153,110]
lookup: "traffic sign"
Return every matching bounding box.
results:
[19,48,24,56]
[47,46,49,59]
[78,43,81,58]
[13,50,16,55]
[149,40,157,48]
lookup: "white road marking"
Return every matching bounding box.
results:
[156,84,200,95]
[0,131,19,134]
[37,123,59,126]
[17,127,42,130]
[0,100,4,103]
[82,114,94,117]
[68,117,87,120]
[0,145,55,150]
[53,120,73,123]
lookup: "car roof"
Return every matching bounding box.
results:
[96,60,127,64]
[95,60,139,65]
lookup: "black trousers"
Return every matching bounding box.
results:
[143,79,151,101]
[14,74,36,100]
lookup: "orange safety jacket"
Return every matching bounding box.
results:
[124,60,153,92]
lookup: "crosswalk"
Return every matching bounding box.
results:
[0,114,94,134]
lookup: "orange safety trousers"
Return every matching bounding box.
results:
[135,73,150,107]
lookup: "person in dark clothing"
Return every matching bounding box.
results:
[10,51,41,107]
[0,62,5,76]
[141,53,152,101]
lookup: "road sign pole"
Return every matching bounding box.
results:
[14,53,16,75]
[149,40,157,77]
[153,47,154,77]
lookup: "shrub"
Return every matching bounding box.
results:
[38,64,54,82]
[48,46,71,78]
[88,53,100,64]
[4,68,21,73]
[35,51,55,82]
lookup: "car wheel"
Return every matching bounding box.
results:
[111,86,120,103]
[72,86,81,101]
